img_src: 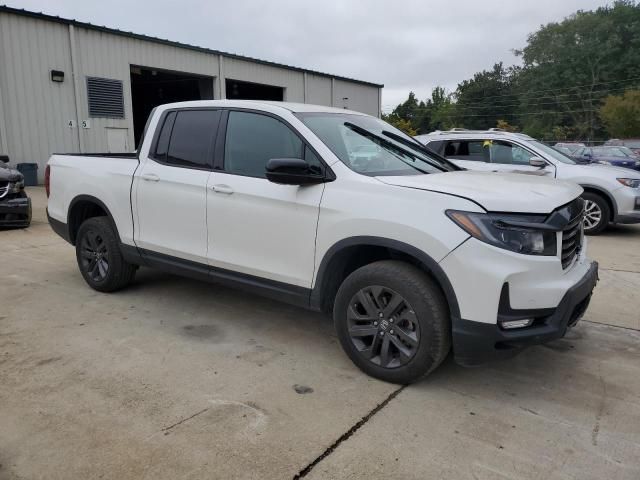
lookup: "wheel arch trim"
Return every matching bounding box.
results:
[67,194,121,245]
[312,236,461,319]
[579,184,618,220]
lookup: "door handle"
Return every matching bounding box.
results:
[211,184,234,195]
[140,173,160,182]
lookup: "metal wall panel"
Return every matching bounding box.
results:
[0,15,78,177]
[224,57,305,102]
[306,74,332,107]
[0,10,382,182]
[333,79,380,117]
[73,27,221,156]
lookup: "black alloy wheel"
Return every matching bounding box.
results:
[333,260,451,384]
[79,229,110,282]
[75,216,136,292]
[347,286,420,368]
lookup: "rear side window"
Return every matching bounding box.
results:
[424,140,444,154]
[224,111,304,178]
[154,111,175,159]
[443,140,487,162]
[153,110,220,169]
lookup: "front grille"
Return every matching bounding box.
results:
[0,181,9,199]
[561,198,585,270]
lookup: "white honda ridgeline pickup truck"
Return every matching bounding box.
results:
[47,100,598,384]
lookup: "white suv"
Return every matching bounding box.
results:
[417,129,640,234]
[47,101,598,383]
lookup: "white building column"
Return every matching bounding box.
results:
[68,24,84,151]
[218,54,226,99]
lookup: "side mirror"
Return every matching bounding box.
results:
[0,155,9,163]
[265,158,325,185]
[529,157,547,168]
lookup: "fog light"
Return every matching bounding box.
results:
[501,318,534,329]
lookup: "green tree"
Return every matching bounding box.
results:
[381,113,417,136]
[392,92,421,125]
[424,87,457,131]
[515,1,640,139]
[496,120,518,132]
[453,63,519,130]
[600,89,640,137]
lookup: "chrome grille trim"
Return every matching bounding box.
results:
[560,198,585,270]
[0,181,9,199]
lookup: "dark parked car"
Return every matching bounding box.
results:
[605,138,640,155]
[0,155,31,228]
[554,142,585,154]
[573,146,640,171]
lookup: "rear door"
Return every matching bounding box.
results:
[440,139,495,171]
[441,139,554,176]
[133,109,220,263]
[206,109,325,288]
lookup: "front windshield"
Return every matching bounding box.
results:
[296,113,456,176]
[554,146,572,155]
[530,140,576,164]
[594,146,632,157]
[617,146,637,157]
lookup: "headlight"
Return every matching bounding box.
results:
[8,180,24,193]
[617,178,640,188]
[446,210,557,256]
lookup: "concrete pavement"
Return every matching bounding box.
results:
[0,187,638,480]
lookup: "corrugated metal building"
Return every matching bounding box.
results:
[0,6,383,182]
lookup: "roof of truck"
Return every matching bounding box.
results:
[157,100,370,116]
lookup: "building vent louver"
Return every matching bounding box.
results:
[87,77,125,118]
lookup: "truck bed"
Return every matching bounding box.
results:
[46,153,140,247]
[52,152,138,159]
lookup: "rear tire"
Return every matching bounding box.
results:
[333,260,451,384]
[582,192,610,235]
[75,216,136,292]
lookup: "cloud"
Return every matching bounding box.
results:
[10,0,608,109]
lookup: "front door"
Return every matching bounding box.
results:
[134,109,220,263]
[485,140,555,176]
[442,139,555,176]
[206,110,324,288]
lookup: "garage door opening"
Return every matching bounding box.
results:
[225,79,284,101]
[130,66,214,146]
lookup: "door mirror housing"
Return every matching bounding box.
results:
[529,157,547,168]
[265,158,326,185]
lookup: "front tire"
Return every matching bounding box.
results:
[75,216,136,292]
[582,192,610,235]
[333,260,451,384]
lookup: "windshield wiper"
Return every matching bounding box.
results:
[343,123,441,174]
[381,130,461,171]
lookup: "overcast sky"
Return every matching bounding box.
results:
[10,0,608,111]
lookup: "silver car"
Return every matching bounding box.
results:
[417,130,640,234]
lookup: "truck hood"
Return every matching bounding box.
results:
[375,171,583,214]
[572,162,640,177]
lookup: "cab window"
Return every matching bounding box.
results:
[153,110,220,169]
[224,111,322,178]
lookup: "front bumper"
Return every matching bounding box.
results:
[0,194,31,227]
[452,261,598,366]
[612,186,640,224]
